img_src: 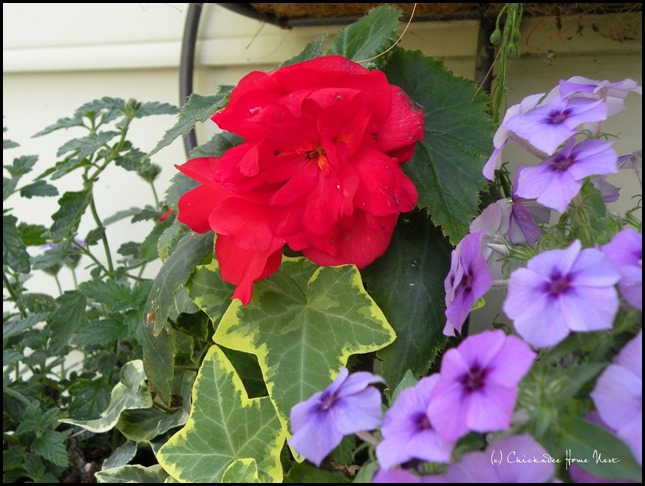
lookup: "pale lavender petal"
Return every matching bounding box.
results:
[427,380,469,441]
[516,163,556,201]
[527,240,582,278]
[618,267,642,310]
[484,143,506,180]
[325,367,349,396]
[486,335,536,385]
[591,176,621,203]
[509,201,543,245]
[290,391,324,432]
[372,468,422,483]
[617,414,642,466]
[510,295,572,348]
[503,268,551,321]
[560,286,618,332]
[465,384,517,432]
[495,435,556,483]
[335,370,384,397]
[446,450,500,483]
[591,365,641,433]
[330,387,383,434]
[614,331,642,379]
[567,140,618,180]
[288,408,344,466]
[454,329,506,370]
[602,228,642,269]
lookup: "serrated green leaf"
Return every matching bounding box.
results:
[32,113,85,137]
[95,464,168,484]
[136,101,180,118]
[104,207,142,226]
[140,217,173,261]
[558,416,642,481]
[280,34,328,68]
[3,313,48,339]
[144,231,214,336]
[117,371,194,442]
[18,223,48,246]
[5,154,38,178]
[19,180,58,199]
[163,173,199,210]
[84,227,105,246]
[186,259,234,326]
[102,441,138,470]
[3,138,19,149]
[67,377,112,420]
[157,221,188,262]
[3,349,24,366]
[60,360,153,433]
[384,48,493,243]
[157,345,286,483]
[30,431,69,468]
[3,214,31,273]
[78,279,134,312]
[147,90,231,159]
[50,190,91,240]
[31,239,71,272]
[362,209,451,388]
[16,292,56,314]
[3,176,17,200]
[56,130,119,159]
[47,290,87,354]
[284,461,351,483]
[213,257,396,434]
[142,322,176,406]
[222,458,260,483]
[114,147,148,172]
[328,4,400,64]
[73,318,129,347]
[187,130,243,159]
[131,207,161,223]
[2,446,26,471]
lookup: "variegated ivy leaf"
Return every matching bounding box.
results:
[156,346,285,483]
[59,360,152,433]
[211,257,396,435]
[95,464,168,483]
[221,458,260,483]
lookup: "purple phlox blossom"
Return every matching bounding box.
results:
[504,95,607,155]
[617,150,642,186]
[376,374,455,470]
[515,137,618,213]
[601,228,642,310]
[427,330,536,442]
[372,468,445,483]
[509,166,550,246]
[591,175,621,203]
[559,76,642,117]
[591,330,642,466]
[444,434,556,483]
[289,367,384,467]
[469,199,513,278]
[483,93,545,180]
[503,240,620,348]
[443,231,494,336]
[569,412,638,483]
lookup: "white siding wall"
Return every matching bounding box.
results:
[3,4,642,298]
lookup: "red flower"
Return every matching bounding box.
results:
[177,55,424,304]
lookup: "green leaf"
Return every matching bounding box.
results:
[222,458,260,483]
[30,431,69,468]
[156,221,188,262]
[3,214,31,273]
[3,138,19,150]
[84,227,105,246]
[19,181,58,199]
[280,34,328,68]
[186,259,234,325]
[213,257,396,434]
[147,90,231,159]
[187,131,243,159]
[3,313,48,340]
[2,446,26,471]
[117,371,195,442]
[131,207,161,223]
[142,320,176,406]
[135,101,180,118]
[31,240,71,272]
[285,462,351,483]
[3,176,17,201]
[163,173,199,209]
[157,345,286,483]
[56,130,119,159]
[389,369,418,405]
[104,207,142,226]
[3,350,23,366]
[73,318,129,347]
[47,290,87,353]
[144,231,214,336]
[95,464,168,484]
[362,209,452,387]
[4,154,38,178]
[67,377,112,420]
[139,217,173,261]
[328,4,400,65]
[18,223,48,246]
[558,416,642,481]
[102,441,138,470]
[384,48,493,243]
[114,147,148,172]
[50,190,91,240]
[60,360,153,433]
[78,279,134,312]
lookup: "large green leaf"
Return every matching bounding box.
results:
[186,259,234,326]
[558,416,642,482]
[60,360,153,433]
[95,465,168,484]
[211,257,396,433]
[328,4,400,65]
[221,459,260,483]
[384,48,493,243]
[142,320,176,406]
[47,290,87,353]
[362,209,451,387]
[146,90,231,159]
[157,345,285,483]
[3,214,30,273]
[280,34,327,68]
[50,189,92,240]
[78,279,135,312]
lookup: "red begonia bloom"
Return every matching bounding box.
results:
[177,55,424,304]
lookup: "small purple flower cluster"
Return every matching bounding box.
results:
[287,77,642,483]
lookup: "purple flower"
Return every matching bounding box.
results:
[372,468,445,483]
[483,93,545,180]
[289,368,384,467]
[503,240,620,348]
[617,150,642,186]
[443,232,494,336]
[376,375,455,470]
[601,228,642,310]
[504,96,607,155]
[515,138,617,213]
[444,434,556,483]
[427,330,536,441]
[591,175,621,203]
[559,76,642,117]
[591,331,642,466]
[469,200,512,278]
[509,167,550,246]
